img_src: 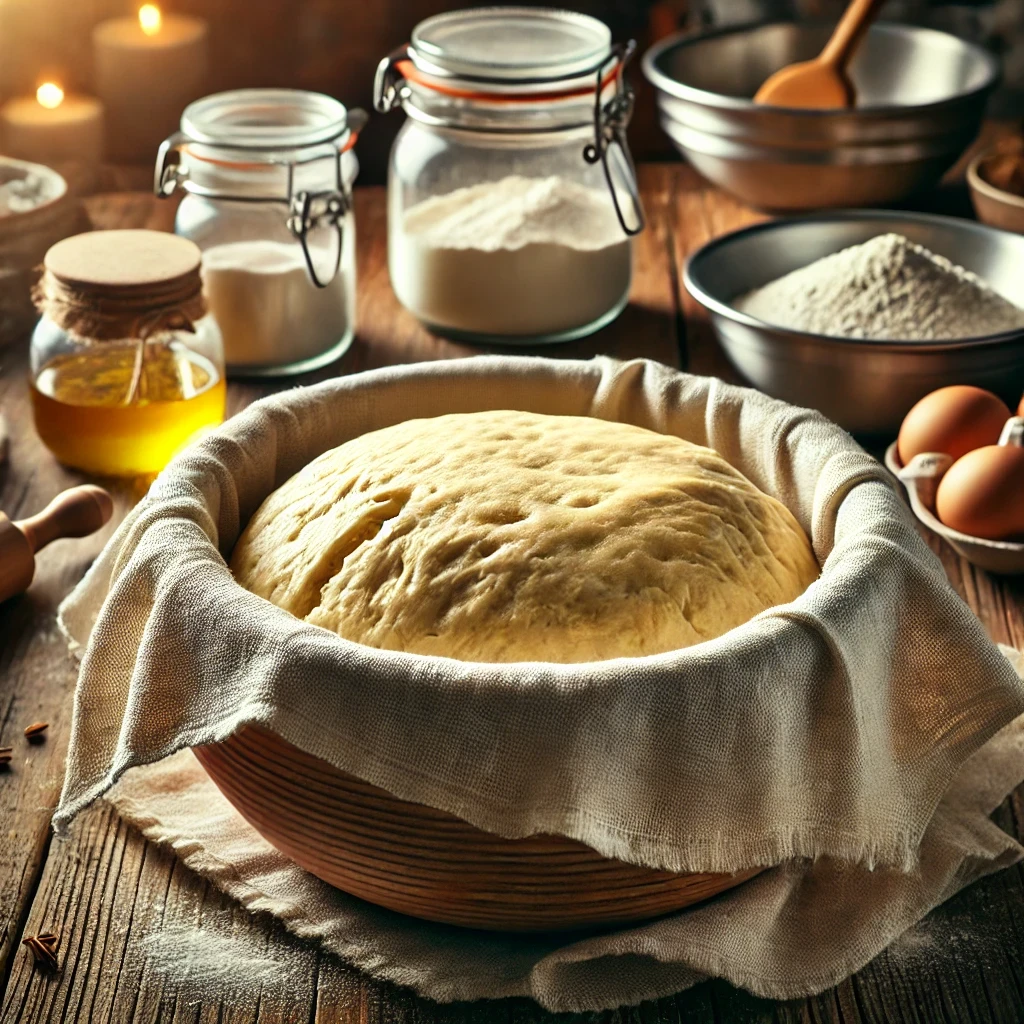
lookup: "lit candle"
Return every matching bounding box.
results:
[93,4,209,162]
[0,83,104,166]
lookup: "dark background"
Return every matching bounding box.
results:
[0,0,1021,183]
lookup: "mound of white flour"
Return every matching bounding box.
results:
[736,233,1024,341]
[390,175,631,338]
[401,175,624,251]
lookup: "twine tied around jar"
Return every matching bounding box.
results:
[33,230,212,408]
[32,263,206,343]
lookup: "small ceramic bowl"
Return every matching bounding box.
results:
[968,142,1024,235]
[0,156,70,239]
[885,423,1024,575]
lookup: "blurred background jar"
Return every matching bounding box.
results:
[30,229,225,477]
[155,89,363,376]
[375,7,645,345]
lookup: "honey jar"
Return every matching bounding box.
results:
[30,229,225,476]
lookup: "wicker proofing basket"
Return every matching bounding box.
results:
[194,725,759,932]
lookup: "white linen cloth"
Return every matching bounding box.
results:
[105,722,1024,1011]
[56,356,1024,1008]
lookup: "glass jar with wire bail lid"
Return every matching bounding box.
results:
[375,6,645,345]
[155,89,364,376]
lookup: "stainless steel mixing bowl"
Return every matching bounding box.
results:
[684,211,1024,436]
[642,22,999,210]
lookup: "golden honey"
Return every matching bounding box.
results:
[31,341,226,477]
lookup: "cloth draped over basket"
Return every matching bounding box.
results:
[56,356,1024,1009]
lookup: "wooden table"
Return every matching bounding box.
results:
[2,161,1024,1024]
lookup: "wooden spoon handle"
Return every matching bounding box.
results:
[820,0,886,70]
[15,485,113,554]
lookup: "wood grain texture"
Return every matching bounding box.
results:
[0,281,138,990]
[0,162,1023,1023]
[195,726,756,932]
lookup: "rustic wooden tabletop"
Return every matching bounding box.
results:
[1,155,1023,1024]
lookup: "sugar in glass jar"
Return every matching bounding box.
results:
[375,7,644,345]
[156,89,362,376]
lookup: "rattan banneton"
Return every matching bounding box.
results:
[195,725,758,931]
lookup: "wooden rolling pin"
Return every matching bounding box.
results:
[0,486,113,602]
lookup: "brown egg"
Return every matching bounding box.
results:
[897,386,1010,466]
[935,445,1024,540]
[1017,394,1024,418]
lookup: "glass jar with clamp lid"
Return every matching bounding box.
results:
[375,7,644,345]
[156,88,364,376]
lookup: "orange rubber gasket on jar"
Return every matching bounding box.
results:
[395,59,622,104]
[182,128,362,171]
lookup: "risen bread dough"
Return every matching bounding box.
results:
[231,411,819,663]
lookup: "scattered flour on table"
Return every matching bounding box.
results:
[886,911,1001,970]
[736,233,1024,341]
[141,919,307,999]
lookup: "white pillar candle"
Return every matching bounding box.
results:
[93,5,209,163]
[0,84,104,166]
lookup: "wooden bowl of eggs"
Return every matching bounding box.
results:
[885,386,1024,574]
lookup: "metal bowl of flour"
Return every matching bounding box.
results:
[642,22,998,210]
[684,211,1024,437]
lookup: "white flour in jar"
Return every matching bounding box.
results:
[390,175,631,338]
[736,233,1024,341]
[201,240,350,370]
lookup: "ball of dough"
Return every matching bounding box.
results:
[231,411,819,663]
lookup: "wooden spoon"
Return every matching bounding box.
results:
[0,486,113,602]
[754,0,885,109]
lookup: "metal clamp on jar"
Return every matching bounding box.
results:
[155,89,365,376]
[375,7,644,345]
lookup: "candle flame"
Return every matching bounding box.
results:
[139,3,161,35]
[36,82,64,110]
